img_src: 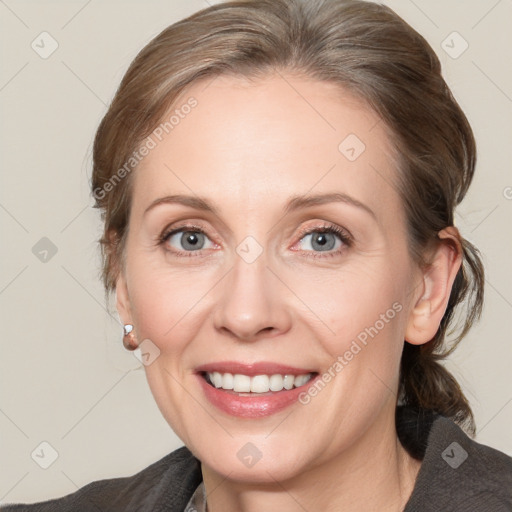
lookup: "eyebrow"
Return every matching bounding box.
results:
[144,192,376,220]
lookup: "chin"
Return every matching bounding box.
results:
[204,452,308,485]
[191,432,315,484]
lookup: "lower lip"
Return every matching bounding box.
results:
[197,374,318,418]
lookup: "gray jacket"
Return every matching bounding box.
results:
[2,407,511,511]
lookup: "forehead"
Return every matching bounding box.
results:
[133,73,401,220]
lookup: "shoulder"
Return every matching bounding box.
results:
[403,410,512,511]
[0,446,202,512]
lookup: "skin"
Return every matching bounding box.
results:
[115,73,462,511]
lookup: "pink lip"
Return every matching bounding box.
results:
[195,361,316,376]
[195,361,319,418]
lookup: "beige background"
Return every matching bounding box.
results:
[1,0,511,505]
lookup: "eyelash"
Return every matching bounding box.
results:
[295,224,352,259]
[158,222,352,259]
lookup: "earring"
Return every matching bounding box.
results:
[123,324,139,351]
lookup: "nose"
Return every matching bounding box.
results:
[213,251,292,342]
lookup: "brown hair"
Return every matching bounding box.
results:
[91,0,484,434]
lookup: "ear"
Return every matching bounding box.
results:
[106,229,132,325]
[405,227,462,345]
[116,270,132,326]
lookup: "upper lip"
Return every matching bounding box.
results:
[195,361,317,376]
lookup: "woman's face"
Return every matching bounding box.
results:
[117,73,422,482]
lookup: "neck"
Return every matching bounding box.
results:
[201,406,422,512]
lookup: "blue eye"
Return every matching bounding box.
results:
[295,225,351,258]
[161,226,216,256]
[159,223,351,259]
[299,230,340,252]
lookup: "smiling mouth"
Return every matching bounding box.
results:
[201,371,317,394]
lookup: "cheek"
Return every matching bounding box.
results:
[288,259,409,407]
[126,253,218,346]
[293,261,406,345]
[124,257,216,440]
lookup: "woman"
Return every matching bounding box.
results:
[3,0,511,510]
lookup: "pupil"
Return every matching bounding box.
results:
[313,232,334,251]
[182,231,202,250]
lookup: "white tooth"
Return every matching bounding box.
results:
[210,372,312,392]
[251,375,270,393]
[269,374,284,392]
[283,375,295,390]
[212,372,223,388]
[294,373,312,387]
[233,374,251,392]
[222,372,234,389]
